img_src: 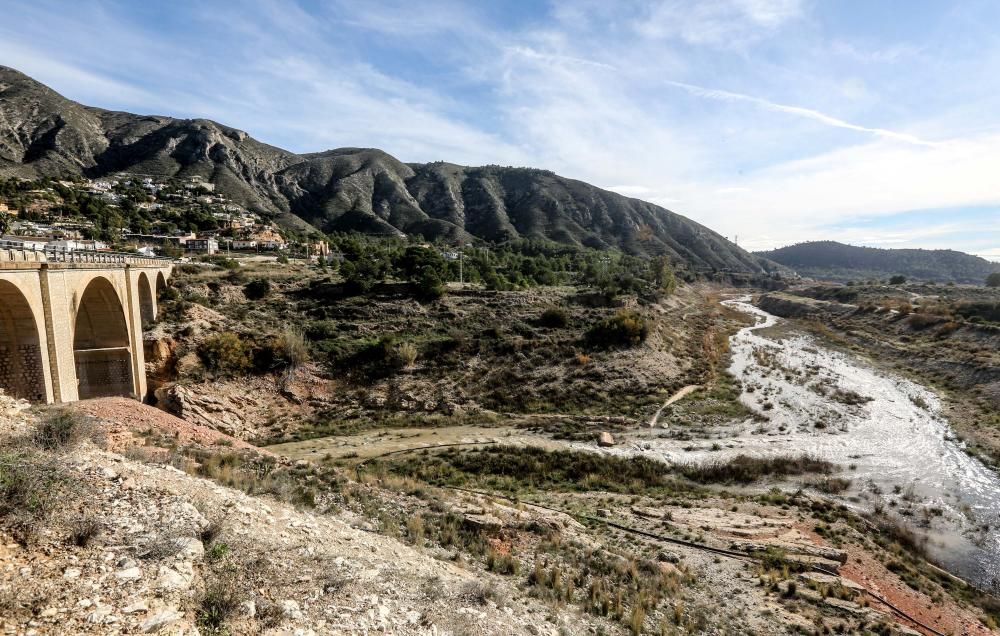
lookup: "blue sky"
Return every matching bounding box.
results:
[2,0,999,260]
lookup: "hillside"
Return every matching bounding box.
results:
[0,65,765,272]
[756,241,1000,284]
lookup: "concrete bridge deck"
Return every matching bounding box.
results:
[0,247,173,404]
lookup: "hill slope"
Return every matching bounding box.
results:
[0,65,764,272]
[756,241,1000,284]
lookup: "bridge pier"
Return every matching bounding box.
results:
[0,254,171,404]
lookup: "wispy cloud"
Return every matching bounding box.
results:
[1,0,998,256]
[635,0,804,47]
[663,80,940,147]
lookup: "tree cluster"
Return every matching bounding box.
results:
[327,234,678,301]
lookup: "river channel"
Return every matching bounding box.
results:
[645,297,1000,587]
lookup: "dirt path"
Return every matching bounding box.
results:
[265,425,573,462]
[648,384,701,427]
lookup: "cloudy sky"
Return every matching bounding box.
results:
[2,0,999,259]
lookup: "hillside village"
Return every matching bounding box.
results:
[0,175,330,259]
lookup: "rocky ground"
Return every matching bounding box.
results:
[1,398,615,635]
[5,394,997,635]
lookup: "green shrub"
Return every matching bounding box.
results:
[201,255,239,270]
[197,577,241,632]
[679,454,833,484]
[394,342,418,368]
[585,310,649,348]
[539,307,569,328]
[198,332,252,377]
[158,286,181,302]
[415,268,445,301]
[33,410,96,450]
[0,451,71,544]
[260,328,309,372]
[650,255,677,295]
[242,278,271,300]
[0,452,64,519]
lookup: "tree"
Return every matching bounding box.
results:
[649,256,677,295]
[889,275,907,285]
[986,272,1000,288]
[415,267,445,300]
[397,245,445,280]
[0,212,10,236]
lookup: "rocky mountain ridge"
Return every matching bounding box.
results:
[0,65,766,272]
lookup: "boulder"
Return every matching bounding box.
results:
[598,431,615,447]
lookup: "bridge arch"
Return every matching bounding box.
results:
[73,277,134,399]
[156,271,168,299]
[0,281,46,402]
[137,272,155,325]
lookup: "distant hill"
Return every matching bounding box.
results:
[756,241,1000,284]
[0,65,769,274]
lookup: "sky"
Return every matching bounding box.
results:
[2,0,999,260]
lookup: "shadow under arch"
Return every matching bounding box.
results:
[137,271,155,325]
[156,271,168,299]
[73,277,133,399]
[0,280,46,401]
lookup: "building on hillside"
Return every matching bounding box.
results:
[184,177,215,192]
[251,227,286,250]
[308,240,330,259]
[122,233,182,247]
[0,235,49,251]
[185,238,219,254]
[48,239,108,252]
[230,239,258,250]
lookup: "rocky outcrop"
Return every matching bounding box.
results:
[757,292,855,319]
[156,384,259,439]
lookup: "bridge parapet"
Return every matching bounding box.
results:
[0,242,172,268]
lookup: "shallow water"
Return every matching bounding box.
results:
[635,297,1000,586]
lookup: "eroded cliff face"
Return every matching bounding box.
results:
[756,292,856,319]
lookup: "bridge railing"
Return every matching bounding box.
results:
[0,240,173,267]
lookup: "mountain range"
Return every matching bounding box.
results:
[0,65,767,274]
[756,241,1000,284]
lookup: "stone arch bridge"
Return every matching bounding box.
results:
[0,247,173,403]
